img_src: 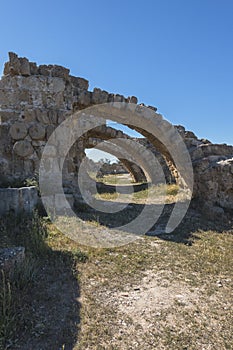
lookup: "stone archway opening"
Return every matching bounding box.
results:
[64,113,191,235]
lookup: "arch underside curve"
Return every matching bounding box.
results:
[77,125,176,185]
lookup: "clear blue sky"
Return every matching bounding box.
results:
[0,0,233,145]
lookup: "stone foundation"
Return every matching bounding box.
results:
[0,186,38,216]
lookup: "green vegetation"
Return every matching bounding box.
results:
[0,212,87,349]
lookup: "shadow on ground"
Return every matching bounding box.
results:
[75,183,233,246]
[0,214,80,350]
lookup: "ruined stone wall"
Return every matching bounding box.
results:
[0,186,38,216]
[0,52,233,216]
[0,52,144,187]
[176,125,233,213]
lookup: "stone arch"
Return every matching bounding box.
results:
[85,138,147,183]
[76,105,192,191]
[3,53,233,218]
[77,124,175,184]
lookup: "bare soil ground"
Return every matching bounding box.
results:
[75,231,233,350]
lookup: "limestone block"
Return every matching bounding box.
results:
[92,88,109,104]
[0,75,19,89]
[57,111,66,124]
[13,140,34,158]
[51,65,70,79]
[35,109,50,124]
[130,96,138,104]
[113,94,124,102]
[49,77,65,93]
[29,123,46,140]
[8,52,21,75]
[48,110,58,124]
[18,89,32,104]
[0,90,13,107]
[30,62,38,75]
[20,108,37,123]
[75,91,91,108]
[10,122,28,140]
[19,57,30,76]
[38,65,53,76]
[70,76,89,90]
[0,110,19,123]
[19,75,44,91]
[108,93,114,102]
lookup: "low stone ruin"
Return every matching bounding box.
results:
[0,52,232,218]
[0,186,38,216]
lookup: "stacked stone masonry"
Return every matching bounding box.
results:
[0,52,233,216]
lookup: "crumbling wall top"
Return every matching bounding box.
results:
[3,52,89,89]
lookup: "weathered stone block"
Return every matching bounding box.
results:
[57,111,66,124]
[8,52,21,75]
[49,77,66,93]
[35,109,50,124]
[38,65,53,76]
[19,57,30,76]
[13,140,34,158]
[70,76,89,90]
[20,108,37,123]
[130,96,138,104]
[51,65,70,79]
[74,91,91,109]
[29,123,46,140]
[0,110,19,123]
[10,122,28,140]
[92,88,109,104]
[30,62,38,75]
[48,110,58,124]
[113,94,124,102]
[0,187,38,217]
